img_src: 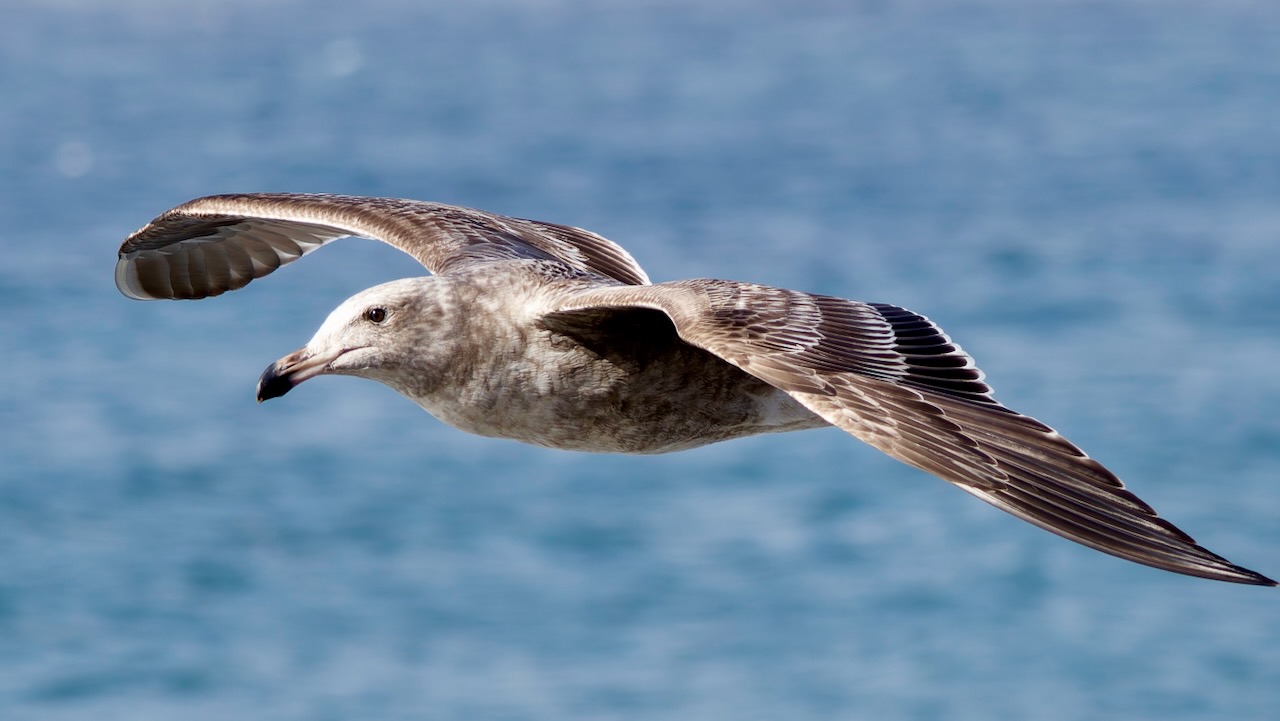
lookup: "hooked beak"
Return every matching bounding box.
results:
[256,346,338,402]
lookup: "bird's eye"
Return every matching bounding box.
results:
[365,307,388,324]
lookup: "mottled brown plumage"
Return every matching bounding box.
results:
[116,193,1274,586]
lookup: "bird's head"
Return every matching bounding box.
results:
[256,277,454,402]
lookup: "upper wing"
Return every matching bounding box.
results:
[547,280,1275,586]
[115,193,650,300]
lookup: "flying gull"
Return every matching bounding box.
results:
[115,193,1274,586]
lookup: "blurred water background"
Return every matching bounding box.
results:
[2,1,1279,719]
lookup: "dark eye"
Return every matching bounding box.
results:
[364,307,388,324]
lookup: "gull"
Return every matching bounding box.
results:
[116,193,1274,585]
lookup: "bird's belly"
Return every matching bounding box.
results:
[531,385,826,454]
[418,360,828,455]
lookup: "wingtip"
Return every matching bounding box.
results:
[114,256,158,300]
[1240,569,1278,587]
[1156,552,1275,587]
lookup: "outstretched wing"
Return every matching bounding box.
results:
[115,193,650,300]
[547,280,1275,586]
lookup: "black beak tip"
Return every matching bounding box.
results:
[256,362,294,403]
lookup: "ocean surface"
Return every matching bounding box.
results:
[2,1,1278,719]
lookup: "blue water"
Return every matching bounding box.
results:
[3,1,1279,719]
